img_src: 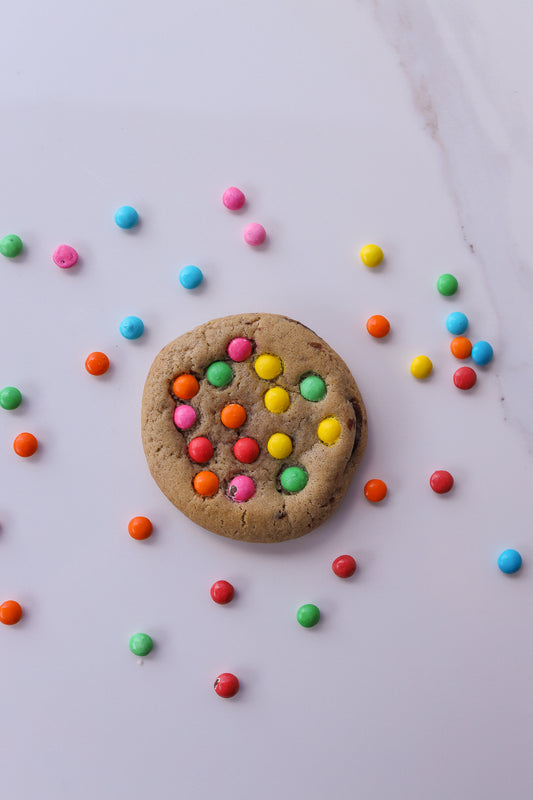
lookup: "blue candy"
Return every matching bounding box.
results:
[120,315,144,340]
[446,312,468,335]
[471,340,493,366]
[179,265,203,289]
[114,206,139,229]
[498,549,522,575]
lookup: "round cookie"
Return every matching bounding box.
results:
[141,313,367,543]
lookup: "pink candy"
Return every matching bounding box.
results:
[243,223,266,247]
[227,475,255,502]
[174,405,197,430]
[222,186,246,211]
[53,244,78,269]
[227,337,253,362]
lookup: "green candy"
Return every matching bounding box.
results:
[0,386,22,410]
[299,374,326,402]
[280,466,308,493]
[206,361,233,387]
[0,234,23,258]
[297,604,320,628]
[129,632,153,657]
[437,273,458,296]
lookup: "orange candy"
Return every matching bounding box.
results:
[128,516,153,540]
[13,432,38,457]
[364,479,388,503]
[85,351,110,375]
[366,315,390,339]
[220,403,247,429]
[172,374,199,400]
[0,600,23,625]
[193,470,219,497]
[450,336,472,359]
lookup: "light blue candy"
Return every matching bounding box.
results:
[120,315,144,339]
[179,265,203,289]
[471,340,493,366]
[498,549,522,575]
[446,312,468,335]
[114,206,139,229]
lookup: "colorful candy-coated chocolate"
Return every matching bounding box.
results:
[410,355,433,379]
[227,337,253,362]
[300,374,326,402]
[254,354,282,380]
[360,244,383,268]
[297,604,320,628]
[214,672,239,698]
[0,234,23,258]
[114,206,139,229]
[0,386,22,410]
[332,555,357,578]
[222,187,245,210]
[128,516,153,540]
[227,475,255,502]
[193,471,219,497]
[280,466,308,493]
[233,437,260,463]
[53,244,78,269]
[453,366,477,390]
[437,273,458,296]
[472,341,494,366]
[430,470,454,494]
[174,405,197,430]
[172,374,199,400]
[188,436,214,464]
[179,265,203,289]
[264,386,290,413]
[206,361,233,387]
[85,352,110,376]
[450,336,472,359]
[267,433,293,459]
[498,549,522,575]
[243,222,266,246]
[13,432,38,457]
[0,600,23,625]
[364,479,387,502]
[210,580,235,604]
[446,311,468,335]
[129,632,153,656]
[317,416,341,445]
[120,316,144,340]
[366,315,390,338]
[220,403,247,429]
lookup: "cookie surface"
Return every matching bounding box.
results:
[141,313,367,543]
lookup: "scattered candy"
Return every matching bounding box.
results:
[129,632,153,656]
[300,374,326,402]
[498,549,522,575]
[120,316,144,340]
[222,187,245,210]
[0,234,23,258]
[179,264,203,289]
[174,405,197,430]
[128,516,153,540]
[437,273,458,296]
[214,672,239,698]
[243,222,266,246]
[267,433,293,459]
[429,470,454,494]
[471,341,494,366]
[360,244,383,268]
[227,475,255,502]
[206,361,233,387]
[450,336,472,359]
[114,206,139,229]
[446,311,468,335]
[254,354,282,380]
[52,244,78,269]
[364,479,387,503]
[453,366,477,390]
[317,416,341,445]
[264,386,290,413]
[280,466,308,493]
[297,603,320,628]
[0,386,22,410]
[0,600,23,625]
[210,580,235,604]
[220,403,246,429]
[13,432,38,457]
[172,373,199,400]
[188,437,214,464]
[193,470,219,497]
[233,437,260,463]
[85,352,110,376]
[332,555,357,578]
[227,337,253,362]
[366,314,390,338]
[410,355,433,379]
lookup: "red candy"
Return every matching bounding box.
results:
[453,366,477,390]
[430,470,454,494]
[188,436,214,464]
[210,580,235,604]
[233,437,260,464]
[214,672,240,698]
[332,555,357,578]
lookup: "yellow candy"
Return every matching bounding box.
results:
[410,355,433,379]
[267,432,293,459]
[255,353,282,380]
[360,244,384,268]
[317,416,341,445]
[264,386,290,413]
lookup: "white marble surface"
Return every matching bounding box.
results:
[1,2,532,798]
